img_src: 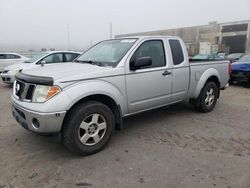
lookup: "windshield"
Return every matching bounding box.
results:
[238,54,250,62]
[24,52,48,63]
[76,39,137,67]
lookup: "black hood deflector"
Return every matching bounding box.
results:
[15,72,53,86]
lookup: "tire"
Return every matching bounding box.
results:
[62,101,115,155]
[194,82,219,113]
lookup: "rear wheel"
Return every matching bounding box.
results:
[193,82,219,113]
[62,101,115,155]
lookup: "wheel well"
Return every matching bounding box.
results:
[65,94,122,130]
[207,76,221,98]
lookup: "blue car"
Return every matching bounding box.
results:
[230,54,250,84]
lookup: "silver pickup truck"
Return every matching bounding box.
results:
[11,36,230,155]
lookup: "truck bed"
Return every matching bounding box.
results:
[187,59,230,98]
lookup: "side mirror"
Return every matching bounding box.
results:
[130,56,152,71]
[40,60,46,66]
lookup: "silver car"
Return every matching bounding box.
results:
[1,51,81,84]
[0,53,29,73]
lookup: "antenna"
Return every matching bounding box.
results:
[110,22,112,39]
[67,24,70,50]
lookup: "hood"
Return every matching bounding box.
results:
[21,62,123,84]
[232,62,250,72]
[4,62,34,71]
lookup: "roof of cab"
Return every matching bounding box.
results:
[116,35,180,40]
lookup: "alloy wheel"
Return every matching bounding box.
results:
[78,113,107,146]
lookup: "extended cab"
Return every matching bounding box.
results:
[11,36,230,155]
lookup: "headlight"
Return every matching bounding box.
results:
[14,68,21,73]
[32,85,61,103]
[9,68,21,74]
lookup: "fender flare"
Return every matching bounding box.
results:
[193,68,221,98]
[63,80,127,116]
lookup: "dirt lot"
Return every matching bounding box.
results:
[0,83,250,188]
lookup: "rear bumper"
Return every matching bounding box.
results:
[1,73,15,84]
[12,101,66,133]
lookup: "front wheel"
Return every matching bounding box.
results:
[62,101,115,155]
[193,82,219,113]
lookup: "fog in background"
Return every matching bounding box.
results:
[0,0,250,52]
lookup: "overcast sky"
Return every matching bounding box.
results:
[0,0,250,51]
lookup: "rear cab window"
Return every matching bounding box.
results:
[169,39,184,65]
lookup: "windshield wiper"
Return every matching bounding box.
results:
[73,59,84,63]
[74,60,104,66]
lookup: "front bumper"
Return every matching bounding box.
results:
[1,72,15,84]
[230,71,250,82]
[12,101,66,133]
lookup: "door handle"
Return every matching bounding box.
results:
[162,70,171,76]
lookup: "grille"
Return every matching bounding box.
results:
[14,80,36,101]
[2,77,11,82]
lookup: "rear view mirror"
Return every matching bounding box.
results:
[130,56,152,70]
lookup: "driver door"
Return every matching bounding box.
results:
[125,40,172,113]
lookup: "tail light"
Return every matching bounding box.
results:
[228,63,232,75]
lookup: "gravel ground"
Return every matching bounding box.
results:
[0,82,250,188]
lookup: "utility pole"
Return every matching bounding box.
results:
[67,24,70,50]
[110,22,112,39]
